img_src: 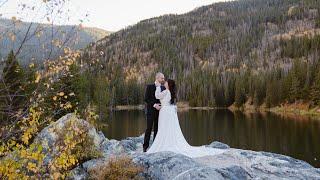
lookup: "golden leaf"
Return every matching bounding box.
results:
[53,172,61,179]
[22,133,29,144]
[35,72,41,83]
[27,162,37,171]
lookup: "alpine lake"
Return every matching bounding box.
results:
[95,108,320,167]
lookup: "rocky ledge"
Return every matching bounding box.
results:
[35,114,320,179]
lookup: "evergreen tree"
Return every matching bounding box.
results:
[265,79,281,108]
[2,50,25,119]
[234,77,246,107]
[93,73,110,119]
[310,70,320,105]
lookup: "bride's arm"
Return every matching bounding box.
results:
[155,86,168,99]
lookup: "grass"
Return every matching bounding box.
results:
[87,155,143,180]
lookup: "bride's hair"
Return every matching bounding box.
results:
[167,79,176,104]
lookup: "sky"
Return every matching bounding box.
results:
[0,0,229,32]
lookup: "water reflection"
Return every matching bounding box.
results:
[96,109,320,167]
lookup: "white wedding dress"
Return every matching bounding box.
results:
[146,86,225,158]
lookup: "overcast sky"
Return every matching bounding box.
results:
[1,0,230,31]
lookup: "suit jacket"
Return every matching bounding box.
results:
[144,83,165,114]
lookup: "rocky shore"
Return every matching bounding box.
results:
[34,114,320,179]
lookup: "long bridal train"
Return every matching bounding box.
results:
[146,84,225,158]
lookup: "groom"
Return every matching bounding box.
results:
[143,72,165,152]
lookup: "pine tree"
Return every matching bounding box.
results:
[93,73,110,119]
[2,50,25,116]
[289,75,301,101]
[288,59,305,102]
[310,70,320,105]
[234,77,246,107]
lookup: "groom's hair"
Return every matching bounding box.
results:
[156,72,164,79]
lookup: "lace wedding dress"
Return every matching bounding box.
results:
[146,86,225,158]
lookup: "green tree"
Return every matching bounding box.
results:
[2,50,25,120]
[310,70,320,105]
[93,73,110,119]
[234,77,246,107]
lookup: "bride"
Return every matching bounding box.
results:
[146,79,225,158]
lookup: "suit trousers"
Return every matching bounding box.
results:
[143,109,159,149]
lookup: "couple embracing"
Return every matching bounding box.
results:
[143,72,224,158]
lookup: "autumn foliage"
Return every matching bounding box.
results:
[0,48,102,179]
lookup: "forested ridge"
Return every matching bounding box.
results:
[0,18,110,65]
[79,0,320,110]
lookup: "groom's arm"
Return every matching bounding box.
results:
[144,85,154,105]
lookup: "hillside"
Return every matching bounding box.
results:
[80,0,320,108]
[0,18,111,64]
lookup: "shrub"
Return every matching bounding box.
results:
[48,115,103,178]
[88,156,143,180]
[0,114,103,179]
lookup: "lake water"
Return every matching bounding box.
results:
[96,109,320,167]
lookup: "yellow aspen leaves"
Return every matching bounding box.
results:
[53,96,57,101]
[7,139,17,147]
[27,162,37,172]
[63,47,70,54]
[35,72,41,83]
[22,131,32,145]
[20,149,27,158]
[53,172,62,179]
[58,92,65,96]
[65,102,72,109]
[69,157,77,165]
[11,16,17,21]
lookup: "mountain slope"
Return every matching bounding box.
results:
[80,0,320,107]
[0,18,111,64]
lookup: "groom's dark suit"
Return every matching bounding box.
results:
[143,83,165,151]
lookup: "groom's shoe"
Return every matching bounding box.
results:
[143,147,147,152]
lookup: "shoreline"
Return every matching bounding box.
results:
[267,106,320,120]
[114,104,230,111]
[114,103,320,120]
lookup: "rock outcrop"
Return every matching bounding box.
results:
[33,114,320,179]
[33,113,106,166]
[72,136,320,179]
